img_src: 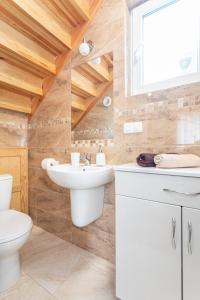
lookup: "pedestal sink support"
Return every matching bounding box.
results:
[70,186,104,227]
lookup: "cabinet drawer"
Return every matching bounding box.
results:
[115,171,200,209]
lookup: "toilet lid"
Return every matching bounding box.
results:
[0,210,32,243]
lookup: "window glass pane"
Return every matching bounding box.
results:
[143,0,199,85]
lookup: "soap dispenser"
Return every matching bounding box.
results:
[96,145,106,166]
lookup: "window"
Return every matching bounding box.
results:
[131,0,200,95]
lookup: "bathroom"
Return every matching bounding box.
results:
[0,0,200,299]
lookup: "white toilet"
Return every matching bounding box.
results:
[0,174,32,292]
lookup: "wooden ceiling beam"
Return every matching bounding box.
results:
[0,61,43,97]
[67,0,90,21]
[0,49,51,79]
[41,0,75,30]
[72,81,112,129]
[79,59,112,82]
[0,21,56,76]
[0,2,65,55]
[72,110,82,125]
[71,69,97,97]
[6,0,72,50]
[0,88,32,113]
[52,0,81,27]
[71,51,113,129]
[72,100,85,112]
[31,0,104,115]
[103,53,113,67]
[0,0,103,116]
[30,97,40,116]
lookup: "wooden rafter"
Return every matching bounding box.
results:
[0,0,103,114]
[72,81,112,129]
[72,52,113,129]
[0,60,43,97]
[71,69,97,97]
[33,0,104,114]
[72,101,85,112]
[71,94,86,112]
[0,88,31,113]
[103,53,113,67]
[0,21,56,76]
[76,58,112,82]
[8,0,72,50]
[67,0,90,21]
[0,1,65,55]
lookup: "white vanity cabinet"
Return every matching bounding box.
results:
[115,165,200,300]
[183,208,200,300]
[116,196,182,300]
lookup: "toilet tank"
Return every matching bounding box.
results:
[0,174,13,211]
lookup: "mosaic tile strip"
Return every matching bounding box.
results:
[115,95,200,118]
[73,127,113,140]
[71,139,114,148]
[29,118,70,129]
[0,120,27,130]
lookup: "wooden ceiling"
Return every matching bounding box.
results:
[71,53,113,129]
[0,0,103,115]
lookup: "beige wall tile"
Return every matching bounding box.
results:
[26,0,200,264]
[0,109,27,148]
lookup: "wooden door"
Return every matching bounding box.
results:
[0,148,28,213]
[116,195,182,300]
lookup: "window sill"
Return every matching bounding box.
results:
[131,72,200,96]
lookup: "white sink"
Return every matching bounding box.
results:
[47,164,114,189]
[43,162,114,227]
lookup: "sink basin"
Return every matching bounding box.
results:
[47,164,114,189]
[43,162,114,227]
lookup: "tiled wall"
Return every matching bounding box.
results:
[27,0,200,263]
[0,109,27,147]
[72,85,114,141]
[28,63,72,241]
[27,0,124,263]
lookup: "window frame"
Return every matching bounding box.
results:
[130,0,200,96]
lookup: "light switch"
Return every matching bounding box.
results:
[123,121,143,134]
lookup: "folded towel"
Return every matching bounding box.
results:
[154,154,200,168]
[137,153,157,167]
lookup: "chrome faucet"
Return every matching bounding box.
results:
[81,153,92,165]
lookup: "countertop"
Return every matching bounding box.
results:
[114,164,200,178]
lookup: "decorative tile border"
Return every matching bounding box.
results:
[115,95,200,118]
[72,127,113,140]
[0,120,27,130]
[0,118,71,130]
[29,118,70,129]
[71,139,114,148]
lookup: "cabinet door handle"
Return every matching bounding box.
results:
[188,221,192,255]
[163,188,200,196]
[172,218,176,250]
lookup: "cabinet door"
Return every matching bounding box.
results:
[183,207,200,300]
[0,148,28,213]
[116,196,182,300]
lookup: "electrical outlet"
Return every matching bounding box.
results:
[123,121,143,134]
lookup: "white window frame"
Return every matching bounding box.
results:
[131,0,200,96]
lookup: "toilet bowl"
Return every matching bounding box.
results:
[0,175,32,292]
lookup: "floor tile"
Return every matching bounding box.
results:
[21,226,68,260]
[1,226,117,300]
[54,250,116,300]
[22,242,87,294]
[0,274,55,300]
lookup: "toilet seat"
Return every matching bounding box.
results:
[0,210,32,244]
